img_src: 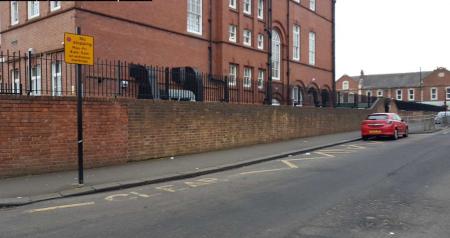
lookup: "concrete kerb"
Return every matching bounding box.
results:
[0,137,361,208]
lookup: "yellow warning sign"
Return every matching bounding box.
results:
[64,32,94,65]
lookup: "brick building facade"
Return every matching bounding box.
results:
[336,68,450,109]
[0,0,335,105]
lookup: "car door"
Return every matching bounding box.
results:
[394,114,405,133]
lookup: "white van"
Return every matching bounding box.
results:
[434,111,450,124]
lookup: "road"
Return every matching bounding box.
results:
[1,128,450,238]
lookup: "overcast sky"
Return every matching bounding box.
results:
[336,0,450,78]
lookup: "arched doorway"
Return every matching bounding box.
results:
[291,86,304,106]
[321,89,331,107]
[307,87,320,107]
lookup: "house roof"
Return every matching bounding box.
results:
[349,71,433,89]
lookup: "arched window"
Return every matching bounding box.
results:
[272,30,281,80]
[342,81,349,90]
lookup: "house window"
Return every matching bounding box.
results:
[229,64,238,86]
[31,65,41,96]
[229,25,237,42]
[446,87,450,100]
[51,61,62,96]
[272,30,281,80]
[257,0,264,19]
[28,1,40,19]
[243,67,252,88]
[243,29,252,46]
[258,70,264,89]
[408,88,414,101]
[396,89,402,100]
[50,1,61,11]
[11,1,19,25]
[377,89,383,97]
[293,25,300,61]
[187,0,202,35]
[10,69,20,94]
[431,87,437,101]
[257,34,264,50]
[366,90,372,97]
[309,32,316,66]
[342,81,349,90]
[310,0,316,11]
[229,0,236,9]
[243,0,252,15]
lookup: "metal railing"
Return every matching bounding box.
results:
[335,92,378,109]
[0,51,336,107]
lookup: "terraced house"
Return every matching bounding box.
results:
[0,0,335,106]
[336,67,450,109]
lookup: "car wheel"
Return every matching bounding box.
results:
[404,128,408,138]
[362,136,369,141]
[393,129,399,140]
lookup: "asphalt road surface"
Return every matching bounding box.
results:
[1,128,450,238]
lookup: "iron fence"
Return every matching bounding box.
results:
[335,91,378,108]
[0,51,337,107]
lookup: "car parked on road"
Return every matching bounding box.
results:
[434,111,450,124]
[361,113,408,140]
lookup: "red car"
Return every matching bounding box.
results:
[361,113,408,140]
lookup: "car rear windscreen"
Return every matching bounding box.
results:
[367,115,388,120]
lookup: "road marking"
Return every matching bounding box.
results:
[281,160,299,168]
[130,191,151,198]
[314,151,336,158]
[185,178,218,188]
[240,168,287,175]
[318,149,355,154]
[366,141,384,144]
[155,185,178,193]
[105,194,134,202]
[344,144,366,149]
[26,202,95,213]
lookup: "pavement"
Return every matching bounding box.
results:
[0,131,362,207]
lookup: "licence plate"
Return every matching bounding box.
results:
[369,130,381,134]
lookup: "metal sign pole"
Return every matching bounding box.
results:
[76,27,84,185]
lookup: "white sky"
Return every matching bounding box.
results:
[336,0,450,78]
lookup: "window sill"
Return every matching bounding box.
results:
[187,30,203,36]
[229,7,238,13]
[28,15,40,20]
[243,13,253,18]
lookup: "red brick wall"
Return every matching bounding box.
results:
[0,96,380,178]
[0,96,128,178]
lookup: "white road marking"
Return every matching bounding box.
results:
[281,160,299,169]
[105,194,134,202]
[240,168,287,175]
[155,185,178,193]
[130,191,151,198]
[344,144,366,149]
[317,149,355,154]
[314,151,336,158]
[26,202,95,213]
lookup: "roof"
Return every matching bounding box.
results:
[349,71,433,89]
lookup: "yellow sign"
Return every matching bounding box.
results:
[64,32,94,65]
